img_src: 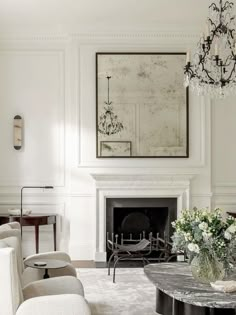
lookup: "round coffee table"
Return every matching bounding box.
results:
[25,259,68,279]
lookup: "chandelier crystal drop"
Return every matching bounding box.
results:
[184,0,236,98]
[98,76,124,136]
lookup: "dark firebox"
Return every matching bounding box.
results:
[106,198,177,260]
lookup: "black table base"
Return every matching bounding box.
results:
[156,289,236,315]
[43,268,50,279]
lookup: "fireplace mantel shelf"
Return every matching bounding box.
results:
[90,173,195,185]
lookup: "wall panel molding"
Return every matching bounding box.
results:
[77,46,208,169]
[0,49,66,187]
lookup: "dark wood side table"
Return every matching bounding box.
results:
[0,214,57,253]
[227,212,236,218]
[25,259,68,279]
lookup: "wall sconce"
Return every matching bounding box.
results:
[14,115,23,150]
[20,186,54,237]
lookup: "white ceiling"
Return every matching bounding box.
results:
[0,0,211,33]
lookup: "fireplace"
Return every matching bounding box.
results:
[106,198,177,259]
[91,173,192,262]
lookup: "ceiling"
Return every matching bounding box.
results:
[0,0,210,34]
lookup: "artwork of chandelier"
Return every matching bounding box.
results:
[184,0,236,97]
[98,76,124,136]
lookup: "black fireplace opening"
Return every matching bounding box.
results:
[113,207,168,239]
[106,198,177,260]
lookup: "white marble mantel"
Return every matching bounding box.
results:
[90,173,194,261]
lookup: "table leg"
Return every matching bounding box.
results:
[53,222,56,251]
[156,289,172,315]
[35,225,39,253]
[172,298,184,315]
[43,268,49,279]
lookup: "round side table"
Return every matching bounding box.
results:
[25,259,68,279]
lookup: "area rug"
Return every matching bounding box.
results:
[77,268,158,315]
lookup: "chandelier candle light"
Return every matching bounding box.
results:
[184,0,236,97]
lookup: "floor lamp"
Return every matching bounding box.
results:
[20,186,54,237]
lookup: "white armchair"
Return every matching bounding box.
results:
[0,222,77,286]
[0,247,91,315]
[16,295,90,315]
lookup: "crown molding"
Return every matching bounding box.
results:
[0,30,200,43]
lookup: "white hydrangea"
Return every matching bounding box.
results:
[188,243,200,253]
[198,222,208,231]
[227,224,236,234]
[224,231,232,240]
[202,232,212,241]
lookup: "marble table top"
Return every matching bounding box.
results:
[144,263,236,309]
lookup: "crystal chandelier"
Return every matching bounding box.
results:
[184,0,236,97]
[98,76,124,135]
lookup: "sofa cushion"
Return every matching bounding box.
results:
[0,245,23,315]
[0,239,8,248]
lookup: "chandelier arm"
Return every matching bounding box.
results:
[200,50,216,83]
[202,67,216,83]
[222,1,234,12]
[224,60,236,82]
[209,3,220,12]
[229,29,235,39]
[187,66,213,84]
[209,18,217,31]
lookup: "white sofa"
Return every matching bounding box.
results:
[0,244,91,315]
[0,222,77,286]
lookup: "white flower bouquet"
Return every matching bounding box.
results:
[172,208,236,274]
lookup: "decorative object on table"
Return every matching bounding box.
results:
[20,186,54,237]
[98,76,124,136]
[211,280,236,293]
[172,208,236,283]
[8,208,32,216]
[100,141,131,157]
[184,0,236,98]
[33,261,47,267]
[96,53,189,158]
[13,115,23,150]
[190,248,225,284]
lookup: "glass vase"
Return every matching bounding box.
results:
[190,249,225,284]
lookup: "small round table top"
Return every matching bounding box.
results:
[25,259,68,270]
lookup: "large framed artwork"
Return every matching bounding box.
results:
[96,52,189,158]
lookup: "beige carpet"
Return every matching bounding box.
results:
[77,268,158,315]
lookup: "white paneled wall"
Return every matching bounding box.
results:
[0,50,65,186]
[0,32,235,259]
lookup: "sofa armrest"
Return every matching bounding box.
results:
[16,294,91,315]
[23,276,84,300]
[24,251,71,264]
[7,222,21,230]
